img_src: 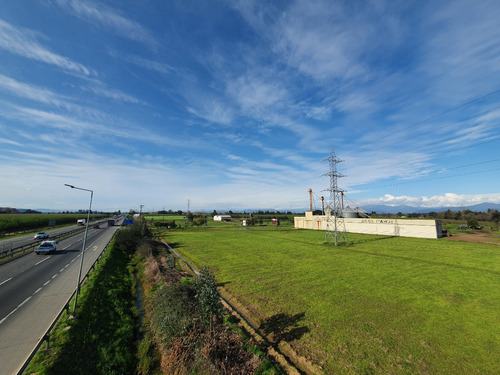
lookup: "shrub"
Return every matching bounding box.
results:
[195,266,224,326]
[151,283,200,344]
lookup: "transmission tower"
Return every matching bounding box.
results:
[322,147,349,246]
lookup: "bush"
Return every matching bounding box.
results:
[151,283,200,344]
[195,266,223,326]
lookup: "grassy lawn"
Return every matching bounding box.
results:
[161,227,500,374]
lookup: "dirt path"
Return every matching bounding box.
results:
[444,231,500,245]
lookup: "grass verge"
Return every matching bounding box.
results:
[24,234,138,375]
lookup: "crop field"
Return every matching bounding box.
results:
[0,213,106,236]
[160,227,500,374]
[144,215,186,221]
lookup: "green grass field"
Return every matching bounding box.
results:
[160,227,500,374]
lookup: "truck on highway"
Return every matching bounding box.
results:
[77,219,86,225]
[107,219,115,226]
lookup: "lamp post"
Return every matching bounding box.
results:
[64,183,93,317]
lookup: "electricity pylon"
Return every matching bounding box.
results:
[322,147,349,246]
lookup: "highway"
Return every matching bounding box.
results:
[0,221,105,257]
[0,221,122,375]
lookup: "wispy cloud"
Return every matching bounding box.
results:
[0,74,67,106]
[0,104,177,148]
[108,50,176,76]
[186,100,234,126]
[82,81,147,105]
[0,19,93,75]
[0,137,21,146]
[55,0,158,49]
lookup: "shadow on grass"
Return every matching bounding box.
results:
[260,312,309,343]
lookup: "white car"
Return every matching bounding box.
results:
[34,232,49,240]
[34,240,57,254]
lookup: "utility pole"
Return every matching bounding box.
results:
[322,147,348,246]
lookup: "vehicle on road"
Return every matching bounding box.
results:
[77,219,86,225]
[107,219,115,226]
[34,240,57,254]
[93,224,100,229]
[34,232,49,240]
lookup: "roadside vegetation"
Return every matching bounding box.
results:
[157,224,500,374]
[24,220,282,374]
[137,230,283,374]
[24,225,139,374]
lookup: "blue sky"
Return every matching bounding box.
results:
[1,0,499,213]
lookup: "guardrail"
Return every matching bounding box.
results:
[16,230,118,375]
[160,240,303,374]
[0,221,110,261]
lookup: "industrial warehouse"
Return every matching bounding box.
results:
[295,150,444,239]
[294,210,443,239]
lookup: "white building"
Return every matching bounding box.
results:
[295,211,443,239]
[213,215,232,222]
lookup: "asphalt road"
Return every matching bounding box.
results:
[0,223,121,375]
[0,221,104,256]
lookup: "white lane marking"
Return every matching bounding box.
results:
[92,246,97,252]
[18,296,31,308]
[60,268,65,273]
[52,274,58,279]
[0,310,15,325]
[43,280,50,286]
[35,256,51,265]
[0,277,12,286]
[0,296,33,325]
[34,287,42,294]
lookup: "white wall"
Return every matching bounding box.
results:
[294,212,442,239]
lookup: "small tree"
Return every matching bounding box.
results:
[491,210,500,230]
[467,218,479,229]
[195,266,223,334]
[194,216,207,226]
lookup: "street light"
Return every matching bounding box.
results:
[64,183,93,317]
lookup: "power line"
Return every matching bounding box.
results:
[349,127,500,184]
[354,166,500,190]
[350,158,500,188]
[367,88,500,146]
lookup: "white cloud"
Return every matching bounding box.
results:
[364,192,500,208]
[0,137,21,146]
[83,83,147,105]
[0,19,93,75]
[108,50,177,76]
[55,0,158,49]
[0,74,66,106]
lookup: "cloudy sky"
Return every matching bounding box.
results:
[1,0,499,212]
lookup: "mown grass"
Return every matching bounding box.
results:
[24,234,138,375]
[161,227,500,374]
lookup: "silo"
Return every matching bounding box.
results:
[342,206,358,218]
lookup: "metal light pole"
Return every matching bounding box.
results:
[64,184,93,317]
